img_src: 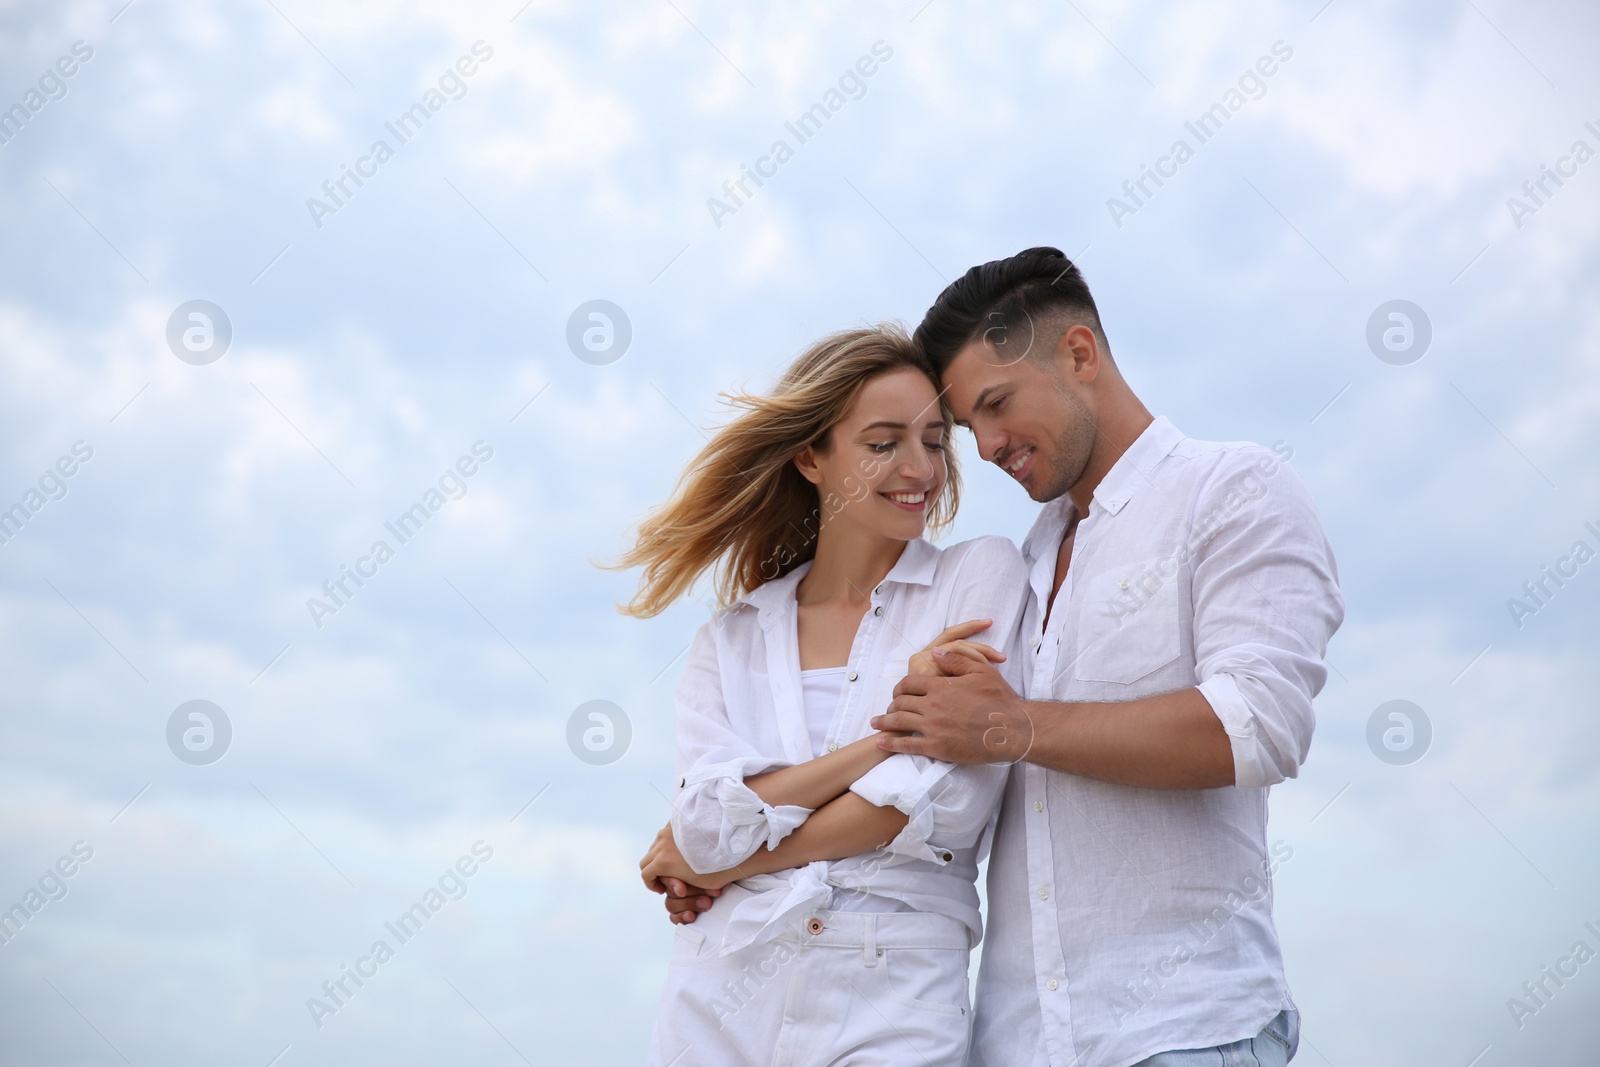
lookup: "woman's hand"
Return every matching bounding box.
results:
[908,618,1007,677]
[640,823,740,893]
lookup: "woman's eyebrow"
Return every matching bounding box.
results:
[857,419,946,433]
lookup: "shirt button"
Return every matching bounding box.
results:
[847,670,859,682]
[678,777,686,788]
[874,585,884,595]
[1119,578,1130,590]
[1046,978,1059,991]
[873,606,883,616]
[827,742,838,752]
[1033,800,1043,812]
[1037,886,1050,900]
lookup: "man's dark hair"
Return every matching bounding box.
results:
[913,246,1105,375]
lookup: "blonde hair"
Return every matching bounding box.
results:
[610,324,961,618]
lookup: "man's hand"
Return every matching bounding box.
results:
[660,876,719,925]
[872,648,1034,764]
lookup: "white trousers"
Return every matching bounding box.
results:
[647,882,975,1067]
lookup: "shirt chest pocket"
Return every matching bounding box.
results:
[1072,557,1182,684]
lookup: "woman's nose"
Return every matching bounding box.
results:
[899,446,935,481]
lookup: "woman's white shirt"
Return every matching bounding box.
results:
[668,535,1030,956]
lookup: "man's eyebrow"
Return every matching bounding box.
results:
[966,385,1004,416]
[953,384,1006,429]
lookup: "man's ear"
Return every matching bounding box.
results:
[1055,323,1101,383]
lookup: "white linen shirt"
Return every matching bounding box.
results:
[972,416,1344,1067]
[668,535,1030,958]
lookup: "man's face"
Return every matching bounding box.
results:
[940,332,1098,503]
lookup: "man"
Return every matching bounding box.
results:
[876,246,1342,1066]
[659,246,1343,1067]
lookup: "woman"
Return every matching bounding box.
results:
[616,324,1029,1066]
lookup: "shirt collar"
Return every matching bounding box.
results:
[1090,415,1184,516]
[736,536,939,618]
[1020,495,1075,566]
[1019,415,1183,565]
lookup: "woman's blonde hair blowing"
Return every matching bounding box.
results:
[611,324,960,617]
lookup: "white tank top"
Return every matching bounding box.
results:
[798,666,849,756]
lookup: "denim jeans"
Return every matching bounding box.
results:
[1129,1010,1299,1066]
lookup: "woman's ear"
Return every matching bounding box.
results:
[792,444,824,486]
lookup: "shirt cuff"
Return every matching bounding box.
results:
[679,759,813,867]
[870,797,955,865]
[850,755,955,866]
[1197,673,1282,789]
[850,753,936,810]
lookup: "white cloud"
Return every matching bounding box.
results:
[2,0,1597,1063]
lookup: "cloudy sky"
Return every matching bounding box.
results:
[1,0,1597,1064]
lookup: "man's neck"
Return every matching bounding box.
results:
[1066,404,1156,516]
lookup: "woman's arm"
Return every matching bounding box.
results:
[743,791,908,873]
[742,733,895,811]
[641,791,909,890]
[647,619,1009,904]
[740,620,1006,811]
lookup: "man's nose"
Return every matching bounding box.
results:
[974,427,1006,465]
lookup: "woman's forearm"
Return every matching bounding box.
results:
[736,791,909,877]
[744,734,895,811]
[660,792,910,889]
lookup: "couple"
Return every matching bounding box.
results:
[620,247,1344,1067]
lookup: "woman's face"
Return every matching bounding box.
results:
[796,366,950,542]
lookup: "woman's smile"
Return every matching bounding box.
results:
[881,488,930,512]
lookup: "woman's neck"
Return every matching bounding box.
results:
[796,520,907,606]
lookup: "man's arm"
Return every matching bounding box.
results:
[873,449,1343,791]
[874,651,1234,788]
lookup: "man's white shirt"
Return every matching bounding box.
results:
[971,416,1345,1067]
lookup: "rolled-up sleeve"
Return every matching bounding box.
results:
[670,617,812,873]
[851,535,1031,862]
[851,755,1009,864]
[1191,453,1345,788]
